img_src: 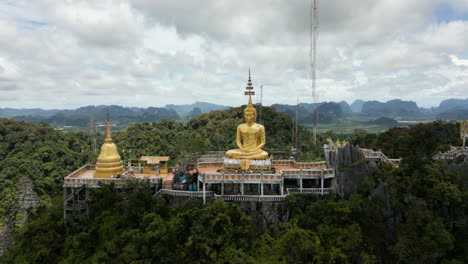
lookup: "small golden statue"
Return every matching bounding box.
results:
[226,71,268,169]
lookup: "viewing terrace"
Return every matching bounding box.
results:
[63,164,169,188]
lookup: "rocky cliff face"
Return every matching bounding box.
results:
[0,177,39,256]
[447,160,468,189]
[326,143,378,198]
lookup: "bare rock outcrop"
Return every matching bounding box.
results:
[326,143,378,198]
[0,177,39,256]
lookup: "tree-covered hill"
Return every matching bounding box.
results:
[0,118,91,232]
[114,106,297,163]
[0,117,467,263]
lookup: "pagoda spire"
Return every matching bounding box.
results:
[105,111,112,142]
[245,69,255,104]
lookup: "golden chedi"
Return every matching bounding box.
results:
[94,114,124,178]
[226,71,268,169]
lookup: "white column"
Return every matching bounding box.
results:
[221,174,225,195]
[299,169,303,193]
[320,173,324,195]
[261,173,264,196]
[280,177,284,196]
[241,173,244,195]
[203,181,206,204]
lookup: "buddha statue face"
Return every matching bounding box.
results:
[244,109,256,125]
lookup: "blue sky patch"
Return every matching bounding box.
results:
[435,3,468,23]
[17,19,47,30]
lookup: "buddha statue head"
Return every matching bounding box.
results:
[244,97,257,125]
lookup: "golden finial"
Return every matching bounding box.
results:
[105,111,112,142]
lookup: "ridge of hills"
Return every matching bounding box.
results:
[1,98,467,133]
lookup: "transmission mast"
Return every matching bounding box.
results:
[295,98,300,152]
[91,109,98,162]
[311,0,319,145]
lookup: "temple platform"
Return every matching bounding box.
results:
[193,156,335,203]
[63,164,173,188]
[63,164,173,218]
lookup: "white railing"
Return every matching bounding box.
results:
[359,149,400,167]
[64,177,162,187]
[214,194,286,202]
[287,188,331,195]
[155,189,213,198]
[201,173,282,182]
[197,161,224,167]
[294,161,327,168]
[272,160,295,166]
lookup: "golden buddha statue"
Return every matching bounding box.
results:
[94,114,124,178]
[226,72,268,163]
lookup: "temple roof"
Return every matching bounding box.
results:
[140,156,170,164]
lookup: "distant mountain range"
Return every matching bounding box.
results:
[1,98,467,128]
[166,102,230,117]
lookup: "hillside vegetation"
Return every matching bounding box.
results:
[0,114,467,263]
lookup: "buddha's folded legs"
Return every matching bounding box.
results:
[226,149,268,160]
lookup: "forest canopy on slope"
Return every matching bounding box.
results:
[0,111,467,263]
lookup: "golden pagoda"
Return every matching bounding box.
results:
[94,114,124,178]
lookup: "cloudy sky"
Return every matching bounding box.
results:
[0,0,467,109]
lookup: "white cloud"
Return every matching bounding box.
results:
[48,0,145,46]
[0,0,467,109]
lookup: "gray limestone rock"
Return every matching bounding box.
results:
[327,143,378,198]
[0,176,39,256]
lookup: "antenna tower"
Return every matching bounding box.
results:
[259,85,263,124]
[91,112,98,160]
[295,98,301,151]
[311,0,319,145]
